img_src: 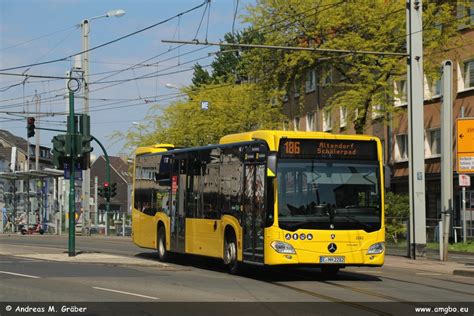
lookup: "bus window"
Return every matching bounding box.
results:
[201,148,220,219]
[220,146,243,217]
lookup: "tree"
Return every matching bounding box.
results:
[385,192,410,244]
[242,0,463,133]
[138,83,284,147]
[191,64,211,87]
[191,29,264,85]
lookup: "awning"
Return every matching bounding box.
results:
[0,168,63,180]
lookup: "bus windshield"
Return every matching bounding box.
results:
[277,159,381,232]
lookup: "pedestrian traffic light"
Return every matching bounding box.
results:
[27,117,35,138]
[110,182,117,198]
[98,186,104,198]
[51,134,66,169]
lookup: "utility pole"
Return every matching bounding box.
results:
[34,91,41,171]
[81,19,91,238]
[407,0,427,259]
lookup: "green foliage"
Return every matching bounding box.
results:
[145,83,284,147]
[242,0,462,133]
[385,192,410,244]
[192,64,212,87]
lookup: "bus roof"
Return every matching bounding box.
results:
[135,144,175,156]
[219,130,380,151]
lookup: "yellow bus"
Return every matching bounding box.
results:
[132,130,385,274]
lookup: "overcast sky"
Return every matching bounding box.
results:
[0,0,252,156]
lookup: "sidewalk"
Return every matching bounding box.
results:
[0,242,171,269]
[384,255,474,277]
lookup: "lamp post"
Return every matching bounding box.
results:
[80,9,125,236]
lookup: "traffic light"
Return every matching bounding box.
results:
[27,117,35,138]
[110,183,117,198]
[98,186,104,198]
[79,115,92,170]
[51,134,66,169]
[103,182,110,199]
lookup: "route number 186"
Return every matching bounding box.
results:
[284,141,301,154]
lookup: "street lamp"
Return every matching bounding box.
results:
[165,83,180,89]
[80,9,126,236]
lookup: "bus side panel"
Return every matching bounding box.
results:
[221,215,243,261]
[185,218,222,258]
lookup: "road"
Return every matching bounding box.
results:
[0,235,473,316]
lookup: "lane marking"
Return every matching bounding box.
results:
[0,270,40,279]
[92,286,159,300]
[416,273,441,276]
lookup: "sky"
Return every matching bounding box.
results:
[0,0,253,156]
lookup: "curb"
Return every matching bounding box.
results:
[453,270,474,278]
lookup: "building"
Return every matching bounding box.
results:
[90,155,132,222]
[282,10,474,241]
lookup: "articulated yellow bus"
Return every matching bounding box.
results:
[132,130,385,274]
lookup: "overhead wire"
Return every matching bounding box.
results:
[0,0,209,72]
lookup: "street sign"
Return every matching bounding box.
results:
[457,118,474,173]
[459,174,471,187]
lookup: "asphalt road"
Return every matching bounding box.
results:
[1,235,474,315]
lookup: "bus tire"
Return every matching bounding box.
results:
[321,266,340,277]
[224,231,240,275]
[157,225,169,262]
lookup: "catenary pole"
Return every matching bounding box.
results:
[407,0,427,259]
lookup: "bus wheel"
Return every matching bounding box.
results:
[157,226,169,262]
[321,266,340,277]
[224,233,240,274]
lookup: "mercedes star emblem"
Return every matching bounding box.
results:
[328,243,337,253]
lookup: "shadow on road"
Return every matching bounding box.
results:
[133,251,382,282]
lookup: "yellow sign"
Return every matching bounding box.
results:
[457,118,474,173]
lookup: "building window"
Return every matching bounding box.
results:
[457,1,474,29]
[339,107,347,128]
[306,112,315,131]
[372,104,383,120]
[429,129,441,157]
[395,134,408,161]
[322,109,332,131]
[293,116,300,131]
[430,77,441,97]
[395,79,407,106]
[294,78,301,98]
[322,67,332,86]
[463,59,474,89]
[305,69,316,93]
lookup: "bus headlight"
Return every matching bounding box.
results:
[367,242,385,254]
[271,241,296,254]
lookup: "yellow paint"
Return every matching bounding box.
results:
[133,131,385,267]
[457,119,474,153]
[267,168,275,177]
[264,226,385,266]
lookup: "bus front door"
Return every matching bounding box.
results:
[243,163,265,263]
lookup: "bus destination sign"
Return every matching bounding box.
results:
[279,139,378,160]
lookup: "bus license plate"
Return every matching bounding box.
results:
[320,256,345,264]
